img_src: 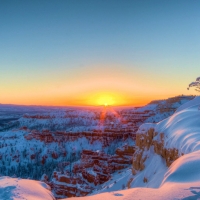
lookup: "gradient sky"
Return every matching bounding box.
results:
[0,0,200,106]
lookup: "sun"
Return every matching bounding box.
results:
[96,94,115,106]
[85,91,126,106]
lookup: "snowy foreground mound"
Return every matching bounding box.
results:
[68,97,200,200]
[0,176,55,200]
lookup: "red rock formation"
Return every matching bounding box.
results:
[51,171,93,198]
[51,152,58,159]
[132,128,180,174]
[23,114,53,119]
[51,146,134,198]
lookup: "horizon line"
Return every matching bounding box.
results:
[0,94,196,108]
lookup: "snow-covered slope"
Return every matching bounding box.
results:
[69,96,200,199]
[0,176,55,200]
[1,176,199,200]
[65,181,200,200]
[175,95,200,113]
[155,99,200,154]
[131,96,200,188]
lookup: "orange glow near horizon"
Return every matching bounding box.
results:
[1,61,194,107]
[0,90,172,107]
[86,92,125,106]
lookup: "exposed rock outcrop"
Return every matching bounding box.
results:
[133,128,180,173]
[51,145,134,198]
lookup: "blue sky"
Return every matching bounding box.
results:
[0,0,199,105]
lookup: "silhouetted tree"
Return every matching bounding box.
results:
[188,77,200,92]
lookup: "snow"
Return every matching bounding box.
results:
[175,96,200,113]
[155,97,200,153]
[131,153,167,188]
[66,96,200,200]
[63,181,200,200]
[162,149,200,184]
[136,103,157,112]
[0,176,55,200]
[136,123,156,134]
[0,96,198,199]
[92,168,133,194]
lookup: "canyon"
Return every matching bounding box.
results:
[0,95,195,199]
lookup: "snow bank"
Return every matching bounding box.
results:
[175,96,200,113]
[65,181,200,200]
[162,150,200,184]
[0,177,55,200]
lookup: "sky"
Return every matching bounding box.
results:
[0,0,200,106]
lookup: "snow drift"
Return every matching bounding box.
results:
[0,176,55,200]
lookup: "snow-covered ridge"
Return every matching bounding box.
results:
[132,97,200,186]
[71,96,200,199]
[155,99,200,154]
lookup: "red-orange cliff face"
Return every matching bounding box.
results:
[24,129,136,146]
[47,145,135,198]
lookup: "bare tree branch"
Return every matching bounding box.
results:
[188,77,200,92]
